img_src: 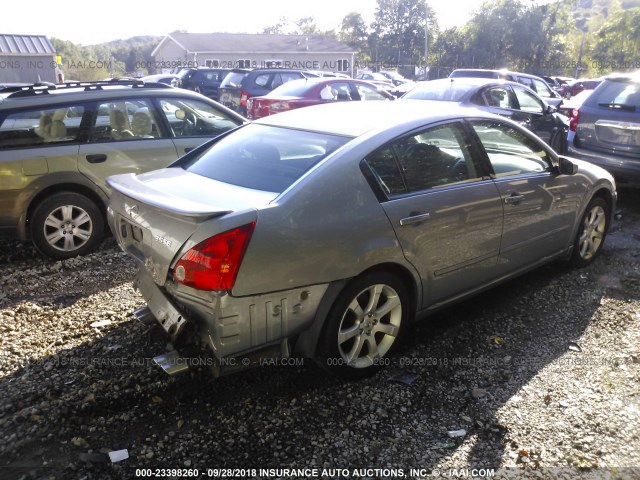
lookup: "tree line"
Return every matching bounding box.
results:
[51,0,640,81]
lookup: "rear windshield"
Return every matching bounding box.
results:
[220,72,248,88]
[402,80,473,102]
[588,79,640,111]
[182,124,350,193]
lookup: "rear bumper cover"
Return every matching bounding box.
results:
[134,267,329,360]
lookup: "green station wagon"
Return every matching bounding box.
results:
[0,80,245,259]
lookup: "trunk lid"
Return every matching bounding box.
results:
[107,168,277,286]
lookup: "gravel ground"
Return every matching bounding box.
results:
[0,189,639,480]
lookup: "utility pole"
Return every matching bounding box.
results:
[424,0,429,79]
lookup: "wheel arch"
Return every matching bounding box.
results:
[292,261,420,358]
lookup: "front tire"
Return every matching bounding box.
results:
[31,192,104,260]
[320,272,409,379]
[571,197,609,267]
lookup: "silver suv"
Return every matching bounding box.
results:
[567,71,640,187]
[0,80,245,259]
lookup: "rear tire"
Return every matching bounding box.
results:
[320,272,409,379]
[31,192,104,260]
[571,197,609,267]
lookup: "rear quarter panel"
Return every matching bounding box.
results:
[232,137,422,301]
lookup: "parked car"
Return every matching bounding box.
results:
[217,68,318,116]
[379,71,410,86]
[401,77,569,153]
[449,69,563,107]
[568,71,640,187]
[175,68,235,100]
[355,72,394,85]
[246,78,394,119]
[0,80,246,259]
[388,81,417,98]
[557,78,602,99]
[106,101,615,379]
[141,73,180,87]
[557,89,593,118]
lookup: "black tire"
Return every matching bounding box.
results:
[571,197,609,268]
[31,192,104,260]
[319,271,410,379]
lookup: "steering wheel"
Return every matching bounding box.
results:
[183,112,198,135]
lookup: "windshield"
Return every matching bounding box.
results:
[182,124,349,193]
[402,79,473,102]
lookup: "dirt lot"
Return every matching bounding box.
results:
[0,189,639,480]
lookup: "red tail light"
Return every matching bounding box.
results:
[173,222,256,291]
[239,89,250,107]
[569,108,580,132]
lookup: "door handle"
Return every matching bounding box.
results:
[400,213,430,226]
[184,147,193,153]
[86,154,107,164]
[504,193,525,205]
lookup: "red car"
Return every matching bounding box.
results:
[558,79,602,99]
[246,78,394,119]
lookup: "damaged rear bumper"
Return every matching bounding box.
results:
[132,267,329,375]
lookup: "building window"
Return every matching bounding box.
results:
[205,59,220,68]
[238,59,252,68]
[337,59,350,72]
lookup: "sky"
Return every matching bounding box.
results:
[3,0,499,45]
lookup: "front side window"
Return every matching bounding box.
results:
[158,97,240,137]
[471,120,551,178]
[513,87,544,114]
[0,105,85,149]
[182,124,349,193]
[532,78,553,98]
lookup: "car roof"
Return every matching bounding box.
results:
[255,100,499,137]
[0,81,207,108]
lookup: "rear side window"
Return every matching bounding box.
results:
[364,122,481,195]
[183,124,349,193]
[0,105,85,149]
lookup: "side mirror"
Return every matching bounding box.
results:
[558,156,577,175]
[545,104,557,115]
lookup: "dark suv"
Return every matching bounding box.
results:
[176,68,235,100]
[449,69,563,107]
[568,71,640,187]
[218,68,318,116]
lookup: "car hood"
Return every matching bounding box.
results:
[107,168,278,286]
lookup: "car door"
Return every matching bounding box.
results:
[363,121,504,306]
[78,98,178,195]
[468,118,581,273]
[511,85,558,144]
[154,97,241,156]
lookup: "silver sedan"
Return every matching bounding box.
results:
[106,101,616,378]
